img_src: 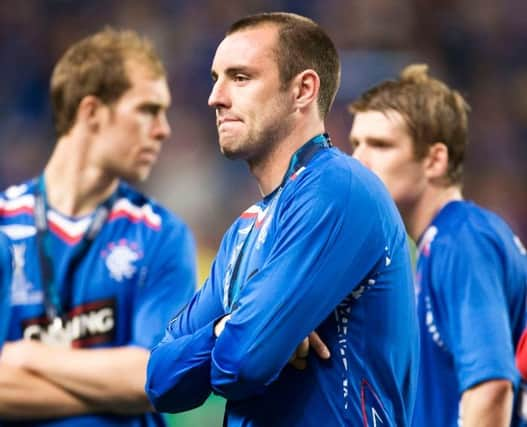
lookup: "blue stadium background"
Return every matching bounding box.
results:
[1,1,526,424]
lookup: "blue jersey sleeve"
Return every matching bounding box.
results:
[0,232,11,348]
[132,220,197,349]
[210,168,387,399]
[431,230,517,393]
[145,235,228,412]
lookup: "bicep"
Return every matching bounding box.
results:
[432,239,516,392]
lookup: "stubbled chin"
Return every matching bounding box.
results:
[219,139,244,160]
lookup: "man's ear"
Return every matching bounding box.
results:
[424,142,449,180]
[291,69,320,112]
[75,95,106,132]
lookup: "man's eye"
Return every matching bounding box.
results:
[234,74,248,82]
[140,105,161,115]
[370,141,391,149]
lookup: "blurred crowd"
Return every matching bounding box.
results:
[1,0,526,262]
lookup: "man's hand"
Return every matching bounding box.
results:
[214,317,330,370]
[289,331,330,370]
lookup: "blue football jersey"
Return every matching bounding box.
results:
[0,178,197,427]
[146,136,419,426]
[413,201,527,427]
[0,231,11,349]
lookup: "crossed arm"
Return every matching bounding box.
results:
[0,340,151,419]
[147,183,379,411]
[214,315,329,371]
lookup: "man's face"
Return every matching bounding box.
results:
[350,110,427,207]
[208,25,295,163]
[93,64,171,182]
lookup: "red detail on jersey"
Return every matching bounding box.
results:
[240,212,258,219]
[0,205,34,217]
[360,378,387,426]
[108,210,160,230]
[47,219,83,245]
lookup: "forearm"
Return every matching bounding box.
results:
[0,363,101,419]
[461,380,513,427]
[21,344,151,413]
[146,321,216,413]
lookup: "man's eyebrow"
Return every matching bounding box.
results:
[225,66,252,76]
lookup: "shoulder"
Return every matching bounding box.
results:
[422,202,526,288]
[0,179,38,239]
[0,178,38,207]
[430,201,518,254]
[276,149,405,253]
[282,148,402,232]
[284,148,390,206]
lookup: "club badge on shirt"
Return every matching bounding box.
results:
[101,240,143,282]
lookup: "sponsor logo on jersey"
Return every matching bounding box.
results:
[21,298,116,347]
[11,243,43,305]
[101,240,143,282]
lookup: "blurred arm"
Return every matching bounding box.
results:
[0,363,102,419]
[460,380,513,427]
[1,340,151,414]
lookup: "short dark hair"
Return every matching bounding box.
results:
[50,27,166,137]
[349,64,469,185]
[228,12,341,119]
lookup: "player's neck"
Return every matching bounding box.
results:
[403,185,463,242]
[43,137,119,217]
[251,119,325,196]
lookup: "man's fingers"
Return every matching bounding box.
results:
[289,333,329,370]
[309,331,331,359]
[288,337,309,369]
[296,337,309,359]
[289,358,307,370]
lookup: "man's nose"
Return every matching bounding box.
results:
[208,79,229,109]
[153,112,171,141]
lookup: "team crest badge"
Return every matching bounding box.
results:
[101,240,143,282]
